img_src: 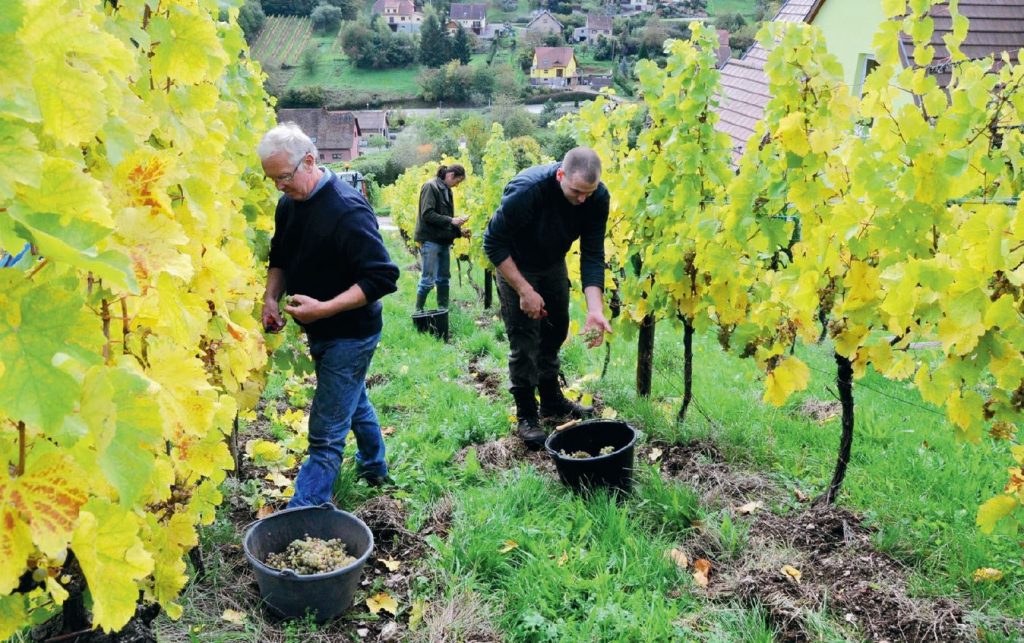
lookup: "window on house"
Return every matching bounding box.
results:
[556,68,563,77]
[853,54,879,98]
[332,154,342,160]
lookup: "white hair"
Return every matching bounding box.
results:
[257,122,318,164]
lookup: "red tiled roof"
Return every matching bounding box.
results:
[534,46,576,69]
[450,3,488,21]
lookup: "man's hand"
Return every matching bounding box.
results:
[452,216,468,226]
[283,294,328,324]
[461,227,472,238]
[262,300,286,333]
[581,310,613,348]
[519,288,547,320]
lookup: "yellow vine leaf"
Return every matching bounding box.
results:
[6,452,88,558]
[0,593,30,641]
[80,365,164,507]
[0,278,100,432]
[976,495,1017,533]
[972,567,1004,583]
[763,357,810,406]
[143,512,198,619]
[148,6,228,86]
[72,499,155,632]
[366,591,398,616]
[0,503,32,595]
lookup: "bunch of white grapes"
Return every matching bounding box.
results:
[265,535,356,574]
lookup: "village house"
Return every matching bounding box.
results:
[526,10,564,36]
[714,0,1024,159]
[573,13,613,43]
[530,46,578,87]
[448,3,488,35]
[371,0,423,33]
[277,108,361,162]
[352,110,390,144]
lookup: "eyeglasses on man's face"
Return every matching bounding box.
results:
[267,155,307,185]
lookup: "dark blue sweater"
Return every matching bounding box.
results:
[483,163,609,290]
[268,174,399,339]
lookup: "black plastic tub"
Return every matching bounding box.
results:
[545,420,639,493]
[242,504,374,622]
[411,308,449,341]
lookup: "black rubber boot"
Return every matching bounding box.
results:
[437,284,449,309]
[512,386,546,450]
[538,379,593,422]
[415,290,428,312]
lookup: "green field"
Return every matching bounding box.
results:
[707,0,760,18]
[251,15,312,67]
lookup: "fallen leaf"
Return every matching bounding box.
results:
[238,409,257,422]
[380,558,401,572]
[600,407,618,419]
[580,393,594,407]
[499,539,519,553]
[648,447,663,463]
[357,628,369,637]
[256,505,275,520]
[666,548,688,569]
[557,552,568,567]
[381,426,396,436]
[399,365,409,375]
[972,567,1004,583]
[736,501,764,515]
[367,591,398,615]
[781,565,802,584]
[794,489,808,502]
[265,471,292,488]
[693,558,712,588]
[409,599,426,631]
[221,609,246,624]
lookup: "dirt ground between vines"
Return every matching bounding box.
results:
[454,432,994,641]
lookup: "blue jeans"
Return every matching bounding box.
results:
[416,240,451,300]
[288,332,387,507]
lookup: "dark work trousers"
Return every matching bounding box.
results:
[496,261,570,389]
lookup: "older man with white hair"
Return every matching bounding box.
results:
[259,122,400,505]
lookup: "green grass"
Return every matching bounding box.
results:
[707,0,760,19]
[154,230,1023,641]
[287,36,422,101]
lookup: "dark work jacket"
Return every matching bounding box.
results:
[482,162,609,290]
[268,174,400,340]
[414,177,461,245]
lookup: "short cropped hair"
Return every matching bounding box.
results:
[257,122,318,165]
[562,147,602,184]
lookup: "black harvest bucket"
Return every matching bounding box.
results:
[545,419,639,493]
[411,308,449,341]
[242,503,374,622]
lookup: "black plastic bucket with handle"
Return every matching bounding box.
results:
[545,420,639,494]
[411,308,449,341]
[242,503,374,622]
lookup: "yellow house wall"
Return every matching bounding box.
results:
[531,55,577,78]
